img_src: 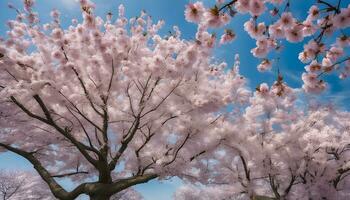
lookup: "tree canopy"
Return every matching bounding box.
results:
[0,0,349,199]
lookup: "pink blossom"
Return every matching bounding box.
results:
[51,28,63,39]
[257,82,269,95]
[279,12,295,28]
[257,59,272,72]
[333,9,350,28]
[302,20,317,36]
[305,60,321,72]
[326,47,343,61]
[51,50,63,60]
[269,23,285,39]
[184,2,205,23]
[251,39,269,58]
[322,57,333,68]
[236,0,250,13]
[304,40,325,58]
[267,38,278,49]
[79,0,95,12]
[251,46,268,58]
[285,25,304,42]
[249,0,266,16]
[302,72,326,93]
[307,5,319,21]
[298,51,310,63]
[12,27,25,37]
[23,0,35,11]
[219,29,236,44]
[221,13,231,24]
[83,13,96,29]
[204,8,231,28]
[244,19,266,39]
[27,12,39,24]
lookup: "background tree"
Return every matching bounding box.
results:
[175,80,350,200]
[0,0,249,199]
[0,170,54,200]
[110,188,142,200]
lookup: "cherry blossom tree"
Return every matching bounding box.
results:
[175,80,350,200]
[174,184,242,200]
[1,0,350,199]
[184,0,350,93]
[0,170,54,200]
[0,0,249,199]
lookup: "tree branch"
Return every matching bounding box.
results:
[11,95,99,167]
[70,66,104,117]
[106,174,157,195]
[109,115,140,170]
[0,143,71,199]
[52,171,89,178]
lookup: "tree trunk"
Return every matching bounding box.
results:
[89,195,110,200]
[252,195,276,200]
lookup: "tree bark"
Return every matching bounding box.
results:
[89,195,110,200]
[252,195,276,200]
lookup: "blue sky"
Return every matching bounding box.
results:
[0,0,349,199]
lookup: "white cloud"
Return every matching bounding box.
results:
[60,0,79,10]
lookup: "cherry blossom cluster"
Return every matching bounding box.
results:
[184,0,350,93]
